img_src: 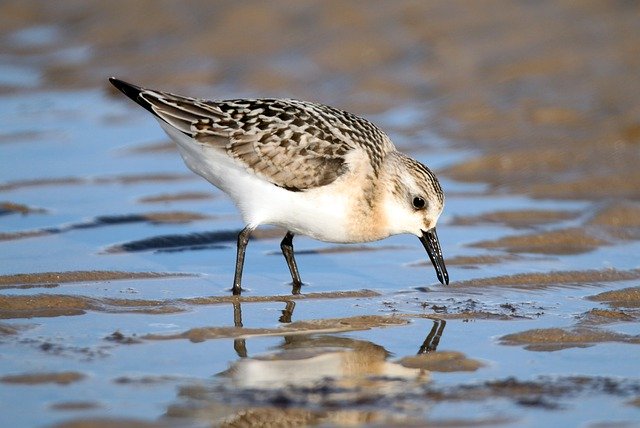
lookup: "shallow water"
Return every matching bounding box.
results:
[1,2,640,427]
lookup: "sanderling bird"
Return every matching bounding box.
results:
[109,78,449,294]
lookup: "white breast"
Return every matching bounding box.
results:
[160,121,355,243]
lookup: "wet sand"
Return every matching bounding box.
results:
[1,372,85,385]
[1,1,640,427]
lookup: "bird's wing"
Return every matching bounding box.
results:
[130,86,395,191]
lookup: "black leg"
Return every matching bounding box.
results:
[280,231,303,291]
[233,227,252,295]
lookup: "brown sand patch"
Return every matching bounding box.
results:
[0,270,188,287]
[525,171,640,201]
[471,227,609,255]
[126,141,175,154]
[0,294,94,318]
[447,255,515,266]
[588,202,640,240]
[444,148,577,188]
[50,401,102,411]
[182,290,379,306]
[454,268,640,289]
[444,144,640,201]
[0,177,84,192]
[444,100,501,125]
[141,212,211,223]
[399,351,484,372]
[0,294,185,319]
[442,108,522,143]
[528,106,583,125]
[588,287,640,309]
[0,290,379,319]
[52,418,167,428]
[0,229,49,241]
[138,192,214,203]
[0,201,47,215]
[412,254,523,268]
[0,174,193,192]
[579,309,636,325]
[500,327,639,351]
[144,315,407,343]
[621,123,640,143]
[0,371,85,385]
[452,210,578,229]
[589,203,640,228]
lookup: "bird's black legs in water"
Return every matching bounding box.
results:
[280,231,303,294]
[418,319,446,354]
[233,228,302,295]
[233,227,252,295]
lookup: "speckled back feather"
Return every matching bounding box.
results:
[138,90,396,191]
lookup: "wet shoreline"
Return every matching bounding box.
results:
[2,1,640,426]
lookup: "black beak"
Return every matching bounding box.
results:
[419,228,449,285]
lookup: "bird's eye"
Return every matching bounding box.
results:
[412,196,426,210]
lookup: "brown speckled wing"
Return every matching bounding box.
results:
[139,91,395,191]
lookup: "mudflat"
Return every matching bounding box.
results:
[1,1,639,426]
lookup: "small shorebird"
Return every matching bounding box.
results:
[109,78,449,294]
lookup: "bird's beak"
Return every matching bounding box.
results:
[419,228,449,285]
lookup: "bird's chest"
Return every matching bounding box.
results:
[281,179,387,244]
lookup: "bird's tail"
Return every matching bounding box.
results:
[108,77,226,137]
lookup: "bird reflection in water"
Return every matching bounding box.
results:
[166,301,448,426]
[227,299,446,385]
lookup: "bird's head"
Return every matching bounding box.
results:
[381,152,449,285]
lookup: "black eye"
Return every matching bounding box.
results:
[412,196,426,210]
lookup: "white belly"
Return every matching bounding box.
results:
[161,122,358,243]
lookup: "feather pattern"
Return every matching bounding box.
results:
[137,90,395,191]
